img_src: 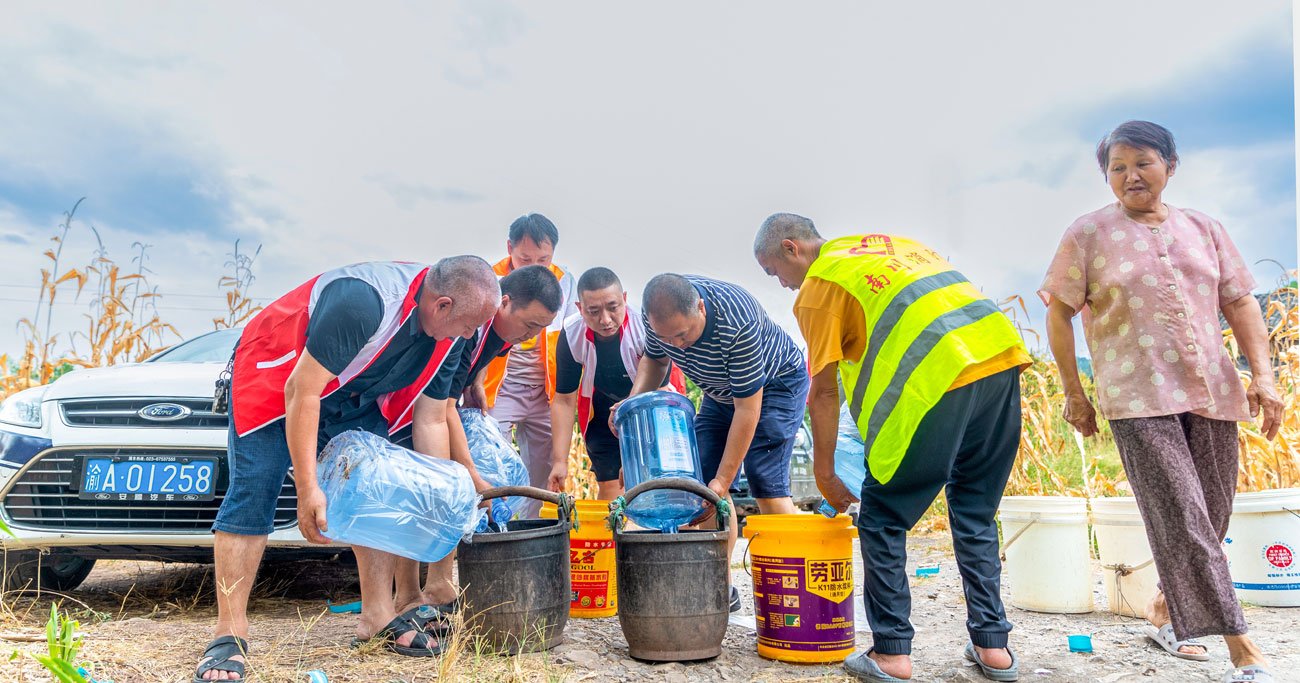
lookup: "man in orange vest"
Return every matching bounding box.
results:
[478,213,578,517]
[194,257,500,681]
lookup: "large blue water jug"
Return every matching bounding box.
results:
[614,391,706,532]
[317,430,483,561]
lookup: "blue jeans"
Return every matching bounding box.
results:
[695,371,809,499]
[212,417,291,536]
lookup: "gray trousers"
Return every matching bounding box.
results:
[490,379,554,519]
[1109,412,1247,639]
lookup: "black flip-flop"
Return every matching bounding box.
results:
[193,635,248,682]
[399,599,459,631]
[352,616,447,657]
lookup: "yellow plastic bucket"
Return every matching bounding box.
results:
[542,500,618,617]
[742,514,857,663]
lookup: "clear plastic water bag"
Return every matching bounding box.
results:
[317,430,483,561]
[459,408,529,531]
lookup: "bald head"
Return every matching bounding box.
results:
[418,255,500,339]
[425,255,499,313]
[643,273,707,349]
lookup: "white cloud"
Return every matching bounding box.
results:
[0,0,1293,357]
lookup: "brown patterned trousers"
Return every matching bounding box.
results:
[1109,412,1248,639]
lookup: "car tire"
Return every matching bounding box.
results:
[3,551,97,593]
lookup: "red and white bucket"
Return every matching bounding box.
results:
[1225,488,1300,607]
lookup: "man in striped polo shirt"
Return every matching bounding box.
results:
[618,273,809,612]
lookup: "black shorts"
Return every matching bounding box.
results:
[583,416,622,483]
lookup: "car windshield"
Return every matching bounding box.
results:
[146,328,241,363]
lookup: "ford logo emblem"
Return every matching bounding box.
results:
[138,402,192,422]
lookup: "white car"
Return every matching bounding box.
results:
[0,329,326,592]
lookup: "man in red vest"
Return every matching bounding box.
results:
[547,267,679,500]
[195,257,500,681]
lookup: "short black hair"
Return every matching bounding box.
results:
[577,267,622,295]
[643,273,700,320]
[1096,121,1178,173]
[508,213,559,248]
[500,264,563,313]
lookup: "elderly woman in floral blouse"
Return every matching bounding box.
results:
[1041,121,1282,683]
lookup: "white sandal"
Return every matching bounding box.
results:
[1222,665,1273,682]
[1141,623,1210,661]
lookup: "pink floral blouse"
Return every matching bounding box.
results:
[1040,203,1255,422]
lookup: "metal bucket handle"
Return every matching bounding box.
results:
[612,477,730,533]
[479,485,575,528]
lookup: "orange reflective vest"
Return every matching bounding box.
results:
[480,258,578,407]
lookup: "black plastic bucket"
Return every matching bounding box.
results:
[613,478,730,662]
[457,486,574,654]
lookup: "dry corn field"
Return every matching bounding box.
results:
[0,207,1296,683]
[1,207,1296,500]
[1002,282,1299,498]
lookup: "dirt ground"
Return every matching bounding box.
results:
[2,533,1296,683]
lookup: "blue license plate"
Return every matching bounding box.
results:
[78,455,219,502]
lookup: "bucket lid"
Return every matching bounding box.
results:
[998,495,1088,524]
[1089,496,1145,525]
[741,513,856,539]
[1090,496,1141,514]
[1231,488,1300,514]
[998,495,1088,515]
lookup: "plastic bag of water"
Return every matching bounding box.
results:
[615,391,707,532]
[317,430,484,561]
[816,404,867,517]
[459,408,528,531]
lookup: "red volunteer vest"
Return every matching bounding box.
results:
[231,262,454,437]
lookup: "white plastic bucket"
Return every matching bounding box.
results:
[998,496,1093,614]
[1225,488,1300,607]
[1091,497,1159,618]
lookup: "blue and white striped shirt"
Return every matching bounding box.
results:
[644,276,806,404]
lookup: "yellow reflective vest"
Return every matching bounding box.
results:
[806,235,1027,484]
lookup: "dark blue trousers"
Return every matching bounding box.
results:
[857,367,1021,655]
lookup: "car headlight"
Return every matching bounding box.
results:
[0,385,48,428]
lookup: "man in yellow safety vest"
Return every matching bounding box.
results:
[754,213,1032,683]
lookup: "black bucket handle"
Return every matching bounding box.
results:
[479,485,575,528]
[612,477,730,533]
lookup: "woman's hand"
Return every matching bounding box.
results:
[1063,392,1100,437]
[1247,379,1284,440]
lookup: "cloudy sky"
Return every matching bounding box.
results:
[0,1,1294,358]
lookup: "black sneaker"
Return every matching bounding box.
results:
[729,586,741,613]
